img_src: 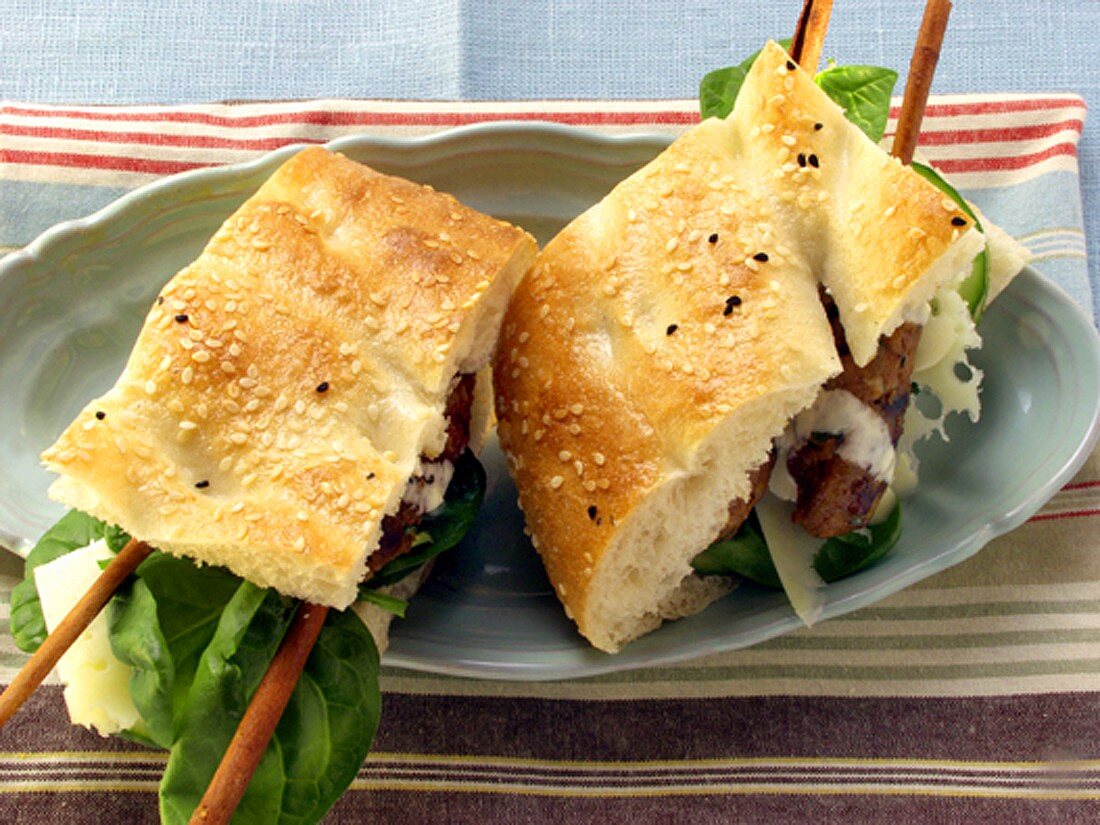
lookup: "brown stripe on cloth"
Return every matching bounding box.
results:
[2,689,1098,823]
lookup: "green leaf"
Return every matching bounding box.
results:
[691,513,781,588]
[361,449,486,591]
[108,553,244,748]
[813,500,903,581]
[357,589,409,618]
[910,161,990,321]
[10,509,118,653]
[690,502,903,587]
[699,39,791,119]
[814,65,898,142]
[158,581,297,825]
[272,608,381,825]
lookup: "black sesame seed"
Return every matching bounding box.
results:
[367,472,376,480]
[316,381,330,393]
[95,410,106,420]
[786,60,796,71]
[666,324,679,336]
[753,252,769,262]
[174,313,189,323]
[797,153,807,168]
[814,122,824,131]
[723,295,743,316]
[194,480,210,489]
[157,296,165,305]
[951,216,967,226]
[587,505,598,520]
[808,154,819,168]
[708,233,719,244]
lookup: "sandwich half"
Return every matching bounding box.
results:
[492,41,994,653]
[42,146,536,610]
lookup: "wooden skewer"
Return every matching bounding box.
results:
[893,0,953,164]
[0,538,152,728]
[790,0,835,70]
[189,601,330,825]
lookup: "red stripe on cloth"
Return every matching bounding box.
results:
[1063,480,1100,491]
[887,98,1087,118]
[4,119,1085,153]
[1029,508,1100,523]
[931,142,1078,173]
[2,106,701,128]
[1,149,207,176]
[911,119,1085,146]
[0,123,325,151]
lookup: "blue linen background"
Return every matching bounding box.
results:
[2,0,1097,315]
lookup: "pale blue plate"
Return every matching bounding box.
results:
[1,124,1097,680]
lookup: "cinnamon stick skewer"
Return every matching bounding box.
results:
[893,0,953,163]
[0,538,152,728]
[790,0,835,70]
[190,601,330,825]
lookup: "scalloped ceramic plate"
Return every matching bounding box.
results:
[1,124,1098,680]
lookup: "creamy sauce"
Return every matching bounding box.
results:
[771,389,896,501]
[401,458,454,514]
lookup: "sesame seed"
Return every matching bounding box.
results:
[550,475,564,489]
[583,479,597,492]
[708,233,719,244]
[808,154,820,168]
[95,410,106,420]
[797,153,807,168]
[665,237,679,253]
[192,350,211,363]
[570,403,584,415]
[229,433,247,445]
[539,304,551,319]
[144,380,157,395]
[884,205,897,218]
[666,324,679,335]
[723,295,742,316]
[744,257,760,272]
[753,252,769,262]
[786,60,796,71]
[814,122,824,130]
[181,366,194,385]
[174,313,189,323]
[781,135,797,147]
[587,505,598,520]
[951,216,967,227]
[568,423,581,435]
[179,420,198,430]
[597,478,610,490]
[194,480,210,489]
[316,381,330,393]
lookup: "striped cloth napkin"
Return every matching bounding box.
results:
[1,95,1097,823]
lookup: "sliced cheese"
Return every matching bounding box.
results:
[755,494,827,626]
[34,540,140,736]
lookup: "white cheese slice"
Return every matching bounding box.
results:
[34,540,141,736]
[755,494,827,626]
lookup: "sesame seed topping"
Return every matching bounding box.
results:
[753,252,769,262]
[808,154,820,168]
[539,304,551,319]
[316,381,330,393]
[814,122,824,130]
[583,479,597,492]
[95,410,106,420]
[574,460,584,476]
[951,216,967,227]
[781,135,797,147]
[192,350,211,363]
[666,324,679,335]
[665,237,679,253]
[744,257,760,272]
[174,313,189,323]
[559,450,572,462]
[884,205,897,218]
[708,233,719,244]
[550,475,564,489]
[587,505,598,520]
[786,60,796,71]
[194,480,210,489]
[179,419,198,430]
[797,153,807,168]
[723,295,743,316]
[570,403,584,415]
[144,380,157,395]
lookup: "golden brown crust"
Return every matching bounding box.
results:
[494,41,984,649]
[43,147,536,609]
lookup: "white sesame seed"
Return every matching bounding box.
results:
[178,420,198,430]
[593,452,606,466]
[884,205,897,218]
[569,403,584,415]
[144,380,157,395]
[574,460,584,476]
[549,475,564,489]
[597,478,610,490]
[781,134,797,146]
[583,479,597,492]
[229,433,247,445]
[665,237,679,252]
[192,350,211,363]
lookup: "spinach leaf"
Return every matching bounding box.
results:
[690,502,903,586]
[814,65,898,142]
[272,607,381,825]
[699,39,791,119]
[812,498,902,582]
[910,161,990,321]
[691,513,781,588]
[9,509,121,653]
[357,589,408,618]
[108,553,244,748]
[158,581,297,825]
[361,449,486,591]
